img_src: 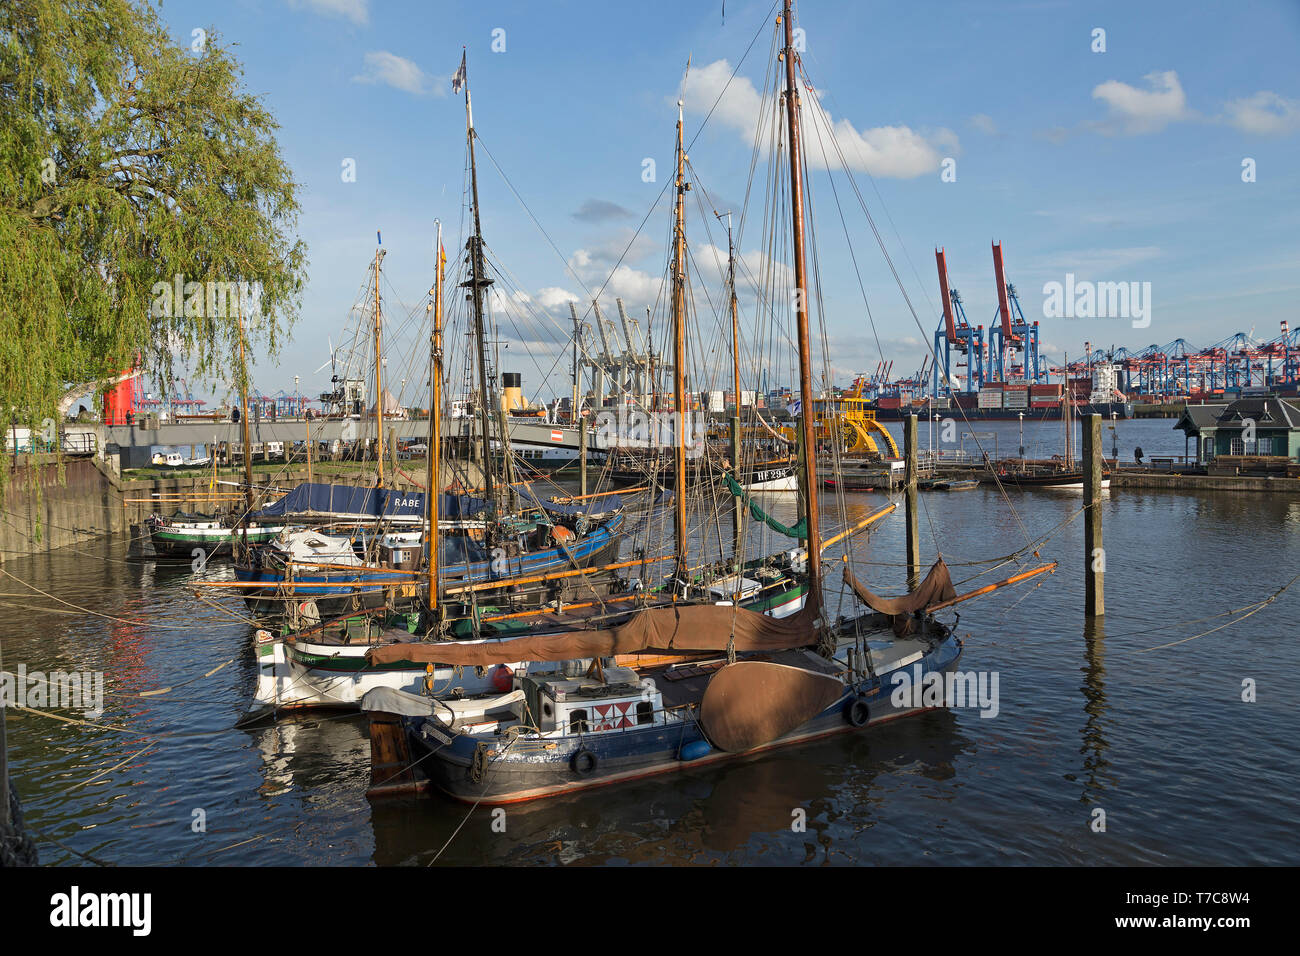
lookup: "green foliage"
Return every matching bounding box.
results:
[0,0,307,472]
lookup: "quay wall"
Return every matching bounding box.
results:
[0,458,426,565]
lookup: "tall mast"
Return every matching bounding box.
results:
[721,211,744,567]
[782,0,822,600]
[372,238,387,487]
[570,302,581,423]
[426,221,445,613]
[671,96,690,576]
[461,51,498,511]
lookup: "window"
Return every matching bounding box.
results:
[1202,436,1213,461]
[1230,437,1244,455]
[1257,437,1273,455]
[569,709,588,734]
[636,701,654,725]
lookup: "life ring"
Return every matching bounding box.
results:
[570,748,598,776]
[844,697,870,727]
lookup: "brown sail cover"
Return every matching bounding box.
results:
[698,660,845,752]
[842,559,955,636]
[365,600,820,668]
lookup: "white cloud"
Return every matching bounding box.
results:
[289,0,368,26]
[680,59,949,179]
[1090,70,1191,134]
[1221,91,1300,136]
[536,287,579,312]
[352,51,440,96]
[969,113,998,136]
[1041,246,1163,274]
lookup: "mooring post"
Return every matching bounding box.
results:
[904,414,920,589]
[1083,413,1105,617]
[578,417,588,498]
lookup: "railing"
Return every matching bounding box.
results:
[62,432,98,455]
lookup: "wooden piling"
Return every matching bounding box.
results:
[904,414,920,589]
[1083,413,1105,617]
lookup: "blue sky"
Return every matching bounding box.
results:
[153,0,1300,404]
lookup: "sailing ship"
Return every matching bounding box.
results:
[358,7,1050,804]
[238,63,815,721]
[146,511,282,558]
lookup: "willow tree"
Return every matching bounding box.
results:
[0,0,307,480]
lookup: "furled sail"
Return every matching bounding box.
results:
[722,471,806,539]
[365,599,820,668]
[842,559,955,635]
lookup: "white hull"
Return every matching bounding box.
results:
[245,632,517,721]
[744,474,799,492]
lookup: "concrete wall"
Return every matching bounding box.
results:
[1111,472,1300,493]
[1,457,131,563]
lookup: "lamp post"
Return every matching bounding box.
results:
[1018,411,1025,459]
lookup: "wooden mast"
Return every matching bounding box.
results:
[671,96,690,577]
[781,0,822,602]
[426,221,445,613]
[721,211,744,568]
[372,239,387,487]
[461,53,499,513]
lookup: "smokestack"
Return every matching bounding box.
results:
[501,372,525,413]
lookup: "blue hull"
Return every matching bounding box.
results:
[405,629,962,805]
[237,513,624,614]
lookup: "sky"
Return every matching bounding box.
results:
[150,0,1300,405]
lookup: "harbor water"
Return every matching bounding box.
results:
[2,416,1297,865]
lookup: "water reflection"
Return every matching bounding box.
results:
[1077,616,1111,806]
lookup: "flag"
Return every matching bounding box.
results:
[451,51,466,93]
[787,398,801,417]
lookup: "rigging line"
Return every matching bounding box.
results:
[65,744,157,793]
[0,565,242,631]
[428,734,518,866]
[1138,575,1298,652]
[793,58,1035,555]
[798,45,942,324]
[471,2,776,340]
[28,827,114,867]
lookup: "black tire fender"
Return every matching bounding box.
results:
[845,696,870,728]
[570,748,598,776]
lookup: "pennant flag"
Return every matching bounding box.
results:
[451,51,466,93]
[376,230,382,246]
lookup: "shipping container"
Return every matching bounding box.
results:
[977,389,1004,409]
